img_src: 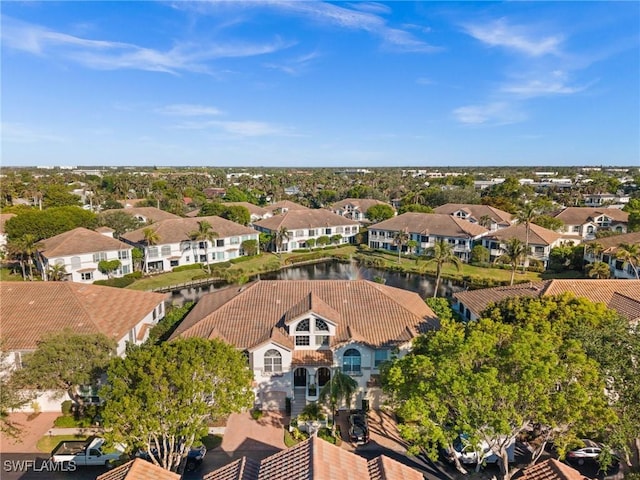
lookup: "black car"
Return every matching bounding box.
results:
[348,413,369,445]
[135,444,207,471]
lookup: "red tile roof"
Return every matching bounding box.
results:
[254,209,357,231]
[102,207,181,223]
[291,350,333,366]
[583,231,640,253]
[39,227,131,258]
[520,458,590,480]
[552,207,628,225]
[484,223,562,246]
[454,279,640,321]
[370,212,488,238]
[433,203,513,226]
[97,458,181,480]
[204,436,422,480]
[170,280,439,350]
[0,282,167,351]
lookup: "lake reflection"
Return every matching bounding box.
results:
[168,260,465,306]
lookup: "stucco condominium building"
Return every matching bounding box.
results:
[170,280,439,412]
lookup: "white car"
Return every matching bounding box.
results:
[567,446,601,465]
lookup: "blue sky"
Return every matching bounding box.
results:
[1,1,639,167]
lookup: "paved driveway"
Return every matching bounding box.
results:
[0,413,59,454]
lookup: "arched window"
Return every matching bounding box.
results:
[264,349,282,373]
[296,319,310,332]
[315,319,328,331]
[342,348,361,374]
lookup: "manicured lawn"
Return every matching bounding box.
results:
[0,267,26,281]
[36,434,88,454]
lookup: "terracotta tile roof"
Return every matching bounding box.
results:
[583,231,640,253]
[269,200,309,212]
[121,216,257,245]
[97,458,180,480]
[330,198,390,212]
[254,209,357,232]
[520,458,589,480]
[367,456,424,480]
[223,202,271,217]
[433,203,513,226]
[370,212,488,238]
[552,207,628,225]
[102,207,181,223]
[284,292,342,324]
[454,279,640,321]
[96,226,115,234]
[39,227,131,258]
[204,437,422,480]
[484,223,562,246]
[203,457,260,480]
[0,213,17,234]
[0,282,167,351]
[291,350,333,366]
[170,280,439,350]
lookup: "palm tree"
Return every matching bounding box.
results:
[393,228,410,264]
[12,234,40,280]
[585,242,604,262]
[479,214,493,229]
[496,238,527,286]
[274,226,290,257]
[616,243,640,279]
[47,263,68,281]
[189,220,218,274]
[319,369,358,434]
[585,261,611,279]
[516,204,537,271]
[142,227,160,274]
[423,239,462,297]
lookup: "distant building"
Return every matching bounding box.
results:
[583,231,640,279]
[433,203,513,231]
[551,207,629,240]
[329,198,393,223]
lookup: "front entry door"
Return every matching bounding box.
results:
[293,368,307,387]
[317,367,331,387]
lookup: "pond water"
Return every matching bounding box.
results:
[168,260,466,306]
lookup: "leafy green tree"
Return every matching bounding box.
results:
[366,204,395,223]
[316,236,330,248]
[240,239,258,256]
[306,237,316,249]
[98,259,122,278]
[223,187,250,203]
[102,338,253,472]
[42,184,81,208]
[5,206,97,242]
[495,238,526,285]
[98,211,143,236]
[198,202,224,217]
[330,234,343,245]
[221,205,251,226]
[532,215,564,232]
[398,204,433,214]
[623,198,640,232]
[15,331,116,395]
[259,233,272,252]
[147,303,195,344]
[425,297,457,323]
[470,245,489,264]
[423,239,462,297]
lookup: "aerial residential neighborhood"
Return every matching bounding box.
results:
[1,1,639,480]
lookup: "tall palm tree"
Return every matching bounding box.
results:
[393,228,410,264]
[319,369,358,433]
[496,238,527,286]
[585,242,604,262]
[274,226,290,257]
[15,234,40,280]
[47,263,68,281]
[585,261,611,279]
[189,220,218,274]
[423,239,462,298]
[616,243,640,279]
[142,227,160,274]
[479,214,493,230]
[516,204,537,270]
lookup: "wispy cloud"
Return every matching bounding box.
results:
[1,122,66,143]
[156,104,224,116]
[501,70,595,97]
[463,18,563,57]
[1,16,291,74]
[172,119,293,137]
[263,50,320,75]
[452,102,526,126]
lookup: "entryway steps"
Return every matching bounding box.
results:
[291,387,307,418]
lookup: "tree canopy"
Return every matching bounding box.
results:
[382,294,621,479]
[365,204,395,223]
[15,331,116,392]
[5,206,97,242]
[101,338,253,472]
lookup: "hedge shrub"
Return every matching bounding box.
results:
[93,277,134,288]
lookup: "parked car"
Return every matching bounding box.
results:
[51,436,123,468]
[348,412,369,445]
[442,434,515,465]
[135,444,206,472]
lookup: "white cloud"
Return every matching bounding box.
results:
[452,102,526,126]
[156,104,224,116]
[463,18,563,57]
[1,122,66,143]
[501,70,595,97]
[1,16,291,74]
[171,119,292,137]
[263,50,321,75]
